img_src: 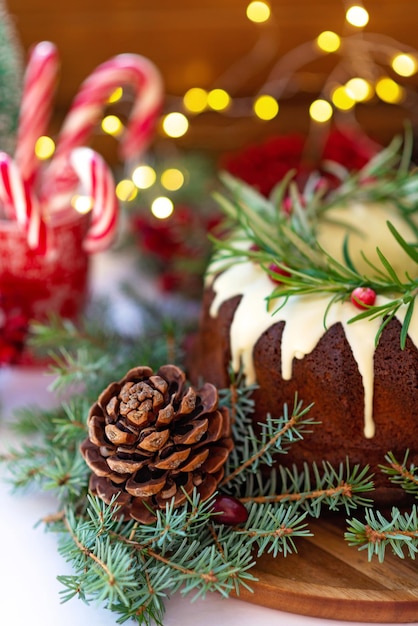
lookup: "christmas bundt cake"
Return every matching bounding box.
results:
[189,136,418,502]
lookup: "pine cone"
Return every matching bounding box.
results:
[80,365,233,524]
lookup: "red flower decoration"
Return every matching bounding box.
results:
[221,128,379,198]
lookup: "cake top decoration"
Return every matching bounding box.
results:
[210,131,418,348]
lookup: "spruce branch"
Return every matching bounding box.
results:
[238,503,310,558]
[239,460,374,515]
[379,450,418,496]
[221,395,316,486]
[346,450,418,562]
[345,507,418,562]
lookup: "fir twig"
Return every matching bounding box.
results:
[345,507,418,562]
[379,450,418,497]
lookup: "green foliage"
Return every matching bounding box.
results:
[0,302,403,625]
[346,451,418,562]
[345,507,418,562]
[379,450,418,496]
[0,0,23,152]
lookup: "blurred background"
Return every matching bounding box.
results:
[6,0,418,161]
[2,0,418,329]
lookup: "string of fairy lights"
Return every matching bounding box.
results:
[34,1,418,221]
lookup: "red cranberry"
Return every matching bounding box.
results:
[350,286,376,309]
[212,494,249,525]
[268,262,291,284]
[282,193,306,215]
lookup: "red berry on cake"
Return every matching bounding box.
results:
[282,193,306,215]
[350,286,377,309]
[268,262,291,284]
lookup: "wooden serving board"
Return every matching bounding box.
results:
[235,515,418,623]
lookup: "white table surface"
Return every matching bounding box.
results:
[0,253,413,626]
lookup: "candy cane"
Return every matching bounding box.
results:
[15,41,59,187]
[0,152,47,253]
[69,147,118,253]
[52,54,163,168]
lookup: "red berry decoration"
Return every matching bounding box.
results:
[350,286,376,310]
[212,494,249,525]
[268,262,291,285]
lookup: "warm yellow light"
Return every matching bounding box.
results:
[345,77,373,102]
[246,1,271,23]
[183,87,208,113]
[161,168,185,191]
[345,5,369,27]
[253,95,279,120]
[207,88,231,111]
[316,31,341,53]
[151,196,174,219]
[34,135,55,160]
[309,99,333,122]
[132,165,157,189]
[331,86,355,110]
[162,112,189,138]
[107,87,123,103]
[72,194,93,214]
[101,115,124,136]
[375,77,404,103]
[392,53,417,77]
[116,179,138,202]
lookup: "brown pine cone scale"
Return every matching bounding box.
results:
[80,364,233,524]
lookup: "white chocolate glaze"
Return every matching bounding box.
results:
[208,203,418,439]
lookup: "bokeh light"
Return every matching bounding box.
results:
[316,31,341,53]
[375,77,404,103]
[34,135,55,160]
[183,87,208,113]
[331,86,355,110]
[345,77,373,101]
[253,94,279,120]
[151,196,174,219]
[207,88,231,111]
[107,87,123,103]
[116,179,138,202]
[162,112,189,138]
[392,53,417,77]
[132,165,157,189]
[309,99,333,122]
[161,168,185,191]
[246,1,271,23]
[101,115,124,136]
[345,5,369,27]
[72,194,93,214]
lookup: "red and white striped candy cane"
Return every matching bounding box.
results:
[52,53,163,166]
[69,147,118,254]
[0,152,47,253]
[15,41,59,187]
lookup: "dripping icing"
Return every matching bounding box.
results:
[208,261,418,439]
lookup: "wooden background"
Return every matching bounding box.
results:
[5,0,418,163]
